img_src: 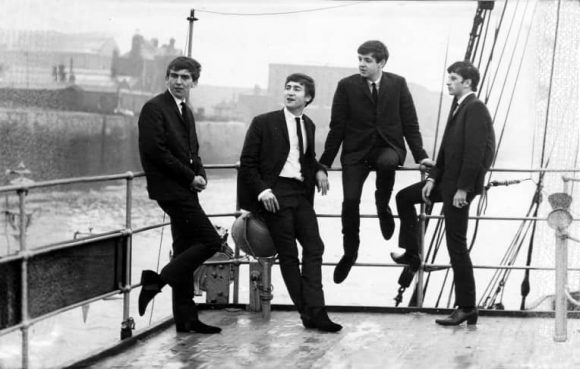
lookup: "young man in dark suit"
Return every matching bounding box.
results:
[320,40,433,284]
[137,56,222,334]
[392,60,496,325]
[238,73,342,332]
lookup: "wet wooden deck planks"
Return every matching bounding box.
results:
[78,310,580,368]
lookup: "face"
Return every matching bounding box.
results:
[446,72,471,98]
[166,68,196,100]
[283,81,311,113]
[358,53,385,81]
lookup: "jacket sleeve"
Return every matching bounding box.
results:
[400,78,428,163]
[457,102,493,192]
[239,116,268,197]
[138,101,196,187]
[320,80,349,167]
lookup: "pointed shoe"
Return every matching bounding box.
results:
[138,270,163,316]
[174,302,222,334]
[310,308,342,333]
[300,315,316,329]
[435,308,478,326]
[390,252,420,271]
[378,209,395,240]
[333,255,357,284]
[176,320,222,334]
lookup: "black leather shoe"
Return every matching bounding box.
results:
[435,308,478,326]
[300,315,316,329]
[138,270,164,316]
[378,208,395,240]
[310,308,342,332]
[333,254,357,284]
[176,320,222,334]
[390,252,420,271]
[174,302,222,334]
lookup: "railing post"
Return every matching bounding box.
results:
[121,173,134,339]
[554,229,568,342]
[259,257,274,320]
[233,163,241,304]
[18,189,29,369]
[416,171,427,307]
[547,189,574,342]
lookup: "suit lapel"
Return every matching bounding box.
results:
[456,93,475,115]
[378,72,389,103]
[275,109,290,147]
[359,76,374,104]
[164,90,187,127]
[303,115,314,156]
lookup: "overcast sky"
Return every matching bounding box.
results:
[2,0,478,89]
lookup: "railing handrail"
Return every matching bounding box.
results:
[1,164,579,368]
[2,165,579,194]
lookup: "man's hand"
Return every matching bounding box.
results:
[316,170,329,196]
[260,190,280,213]
[453,189,468,208]
[419,158,435,172]
[191,175,207,192]
[421,180,434,205]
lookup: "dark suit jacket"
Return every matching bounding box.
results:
[428,93,495,200]
[138,90,206,201]
[320,72,428,167]
[238,109,325,212]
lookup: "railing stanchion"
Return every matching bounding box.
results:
[554,228,568,342]
[233,164,241,304]
[548,178,576,342]
[416,171,427,307]
[121,173,134,339]
[18,189,29,369]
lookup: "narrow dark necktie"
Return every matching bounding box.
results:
[371,82,378,105]
[180,102,189,124]
[295,117,305,163]
[447,98,459,122]
[181,102,193,164]
[451,99,459,116]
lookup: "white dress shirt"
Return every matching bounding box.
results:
[257,107,307,201]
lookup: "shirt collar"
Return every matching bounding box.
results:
[457,91,475,106]
[284,106,302,122]
[367,73,382,87]
[168,89,186,108]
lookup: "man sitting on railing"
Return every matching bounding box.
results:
[238,73,342,332]
[319,40,434,284]
[391,60,496,326]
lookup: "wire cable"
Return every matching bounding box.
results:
[195,2,361,16]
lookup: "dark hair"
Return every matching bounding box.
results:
[357,40,389,63]
[447,60,480,92]
[285,73,316,106]
[166,56,202,83]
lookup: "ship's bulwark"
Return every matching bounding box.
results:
[0,107,247,183]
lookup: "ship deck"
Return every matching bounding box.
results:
[68,308,580,369]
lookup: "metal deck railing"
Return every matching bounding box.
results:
[1,165,579,368]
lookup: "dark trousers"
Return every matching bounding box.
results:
[341,146,399,256]
[395,180,476,308]
[262,178,326,311]
[156,198,222,320]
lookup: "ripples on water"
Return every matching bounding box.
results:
[0,170,577,368]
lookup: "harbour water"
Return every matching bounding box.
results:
[1,166,577,368]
